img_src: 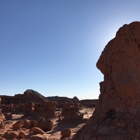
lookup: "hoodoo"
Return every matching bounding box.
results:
[73,21,140,140]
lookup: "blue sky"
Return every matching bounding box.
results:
[0,0,140,99]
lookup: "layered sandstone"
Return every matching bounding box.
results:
[73,21,140,139]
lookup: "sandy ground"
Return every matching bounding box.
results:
[0,107,94,140]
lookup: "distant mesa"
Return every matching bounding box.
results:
[72,21,140,139]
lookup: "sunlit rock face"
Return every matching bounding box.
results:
[72,21,140,140]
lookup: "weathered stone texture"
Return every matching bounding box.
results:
[73,22,140,140]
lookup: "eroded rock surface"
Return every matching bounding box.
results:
[62,103,83,121]
[73,21,140,140]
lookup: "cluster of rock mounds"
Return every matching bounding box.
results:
[73,21,140,140]
[1,100,84,122]
[0,106,72,139]
[0,114,53,139]
[1,89,98,108]
[0,89,97,119]
[0,89,95,139]
[0,101,57,119]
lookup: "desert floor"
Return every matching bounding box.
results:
[1,107,94,140]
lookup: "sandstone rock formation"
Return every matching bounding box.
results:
[24,101,57,118]
[23,101,35,117]
[23,119,31,129]
[31,127,45,135]
[36,117,45,126]
[4,112,12,120]
[34,101,57,117]
[0,89,47,104]
[29,117,53,132]
[62,103,83,121]
[12,120,24,130]
[73,21,140,139]
[62,103,80,116]
[3,130,19,139]
[1,104,15,113]
[39,119,53,131]
[61,128,71,139]
[17,131,26,139]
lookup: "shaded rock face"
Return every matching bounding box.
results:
[23,102,35,117]
[39,119,53,131]
[3,130,19,139]
[12,120,24,130]
[62,103,83,121]
[61,128,71,139]
[2,104,15,113]
[73,21,140,140]
[62,103,79,116]
[33,101,57,118]
[23,101,57,118]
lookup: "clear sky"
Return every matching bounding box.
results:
[0,0,140,99]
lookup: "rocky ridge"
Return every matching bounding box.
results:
[1,89,47,104]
